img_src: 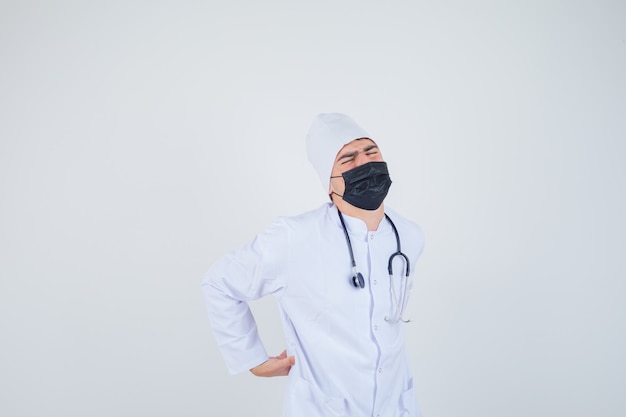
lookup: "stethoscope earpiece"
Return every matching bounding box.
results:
[385,315,411,323]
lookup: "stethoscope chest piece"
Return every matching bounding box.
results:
[352,271,365,289]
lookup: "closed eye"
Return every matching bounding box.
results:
[364,145,378,155]
[337,144,379,164]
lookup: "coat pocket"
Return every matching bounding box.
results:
[288,376,347,417]
[399,378,421,417]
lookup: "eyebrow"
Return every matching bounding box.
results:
[337,144,379,161]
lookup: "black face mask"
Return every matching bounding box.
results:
[331,161,392,210]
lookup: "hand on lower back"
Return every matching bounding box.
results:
[250,350,295,377]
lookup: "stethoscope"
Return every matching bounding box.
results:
[337,209,411,323]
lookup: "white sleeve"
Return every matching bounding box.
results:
[201,218,289,374]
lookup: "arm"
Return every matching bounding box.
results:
[201,219,291,375]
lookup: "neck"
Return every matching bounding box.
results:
[332,194,385,231]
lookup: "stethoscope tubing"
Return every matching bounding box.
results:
[337,208,411,322]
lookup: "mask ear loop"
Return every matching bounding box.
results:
[329,175,345,200]
[337,209,365,288]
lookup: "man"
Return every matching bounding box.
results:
[202,113,425,417]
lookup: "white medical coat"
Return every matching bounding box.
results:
[202,203,425,417]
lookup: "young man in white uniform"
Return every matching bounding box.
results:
[202,113,425,417]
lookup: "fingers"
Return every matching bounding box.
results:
[274,355,295,376]
[284,355,295,369]
[250,352,295,377]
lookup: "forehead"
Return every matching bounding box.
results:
[334,138,379,160]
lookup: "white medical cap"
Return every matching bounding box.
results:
[306,113,370,190]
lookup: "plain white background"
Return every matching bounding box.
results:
[1,1,625,416]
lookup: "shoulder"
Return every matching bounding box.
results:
[273,203,333,230]
[267,204,336,246]
[385,206,424,241]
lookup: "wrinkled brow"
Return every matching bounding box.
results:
[337,144,379,161]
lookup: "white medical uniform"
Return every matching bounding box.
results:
[202,203,425,417]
